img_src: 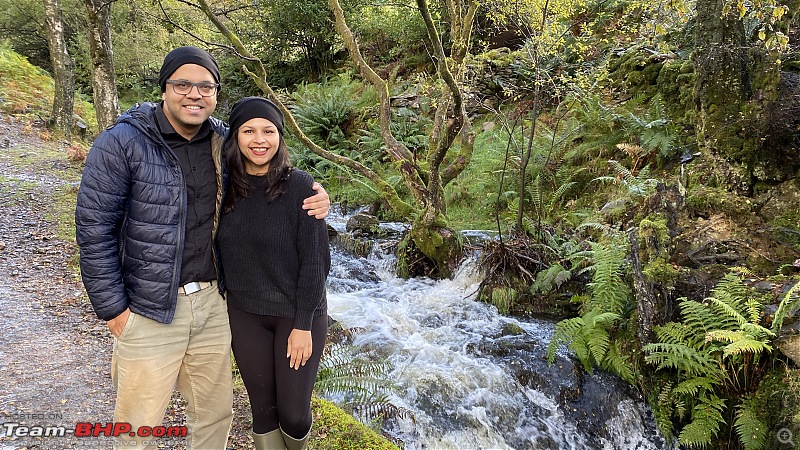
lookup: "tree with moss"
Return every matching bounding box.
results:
[42,0,74,137]
[165,0,477,278]
[693,0,793,194]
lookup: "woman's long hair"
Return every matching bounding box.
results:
[223,126,292,212]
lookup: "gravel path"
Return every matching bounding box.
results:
[0,117,117,449]
[0,116,252,449]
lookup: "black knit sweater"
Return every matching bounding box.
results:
[217,169,330,330]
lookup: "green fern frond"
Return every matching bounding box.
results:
[734,398,768,450]
[547,181,577,210]
[672,377,717,397]
[739,322,774,338]
[547,316,585,363]
[680,300,732,342]
[354,397,415,423]
[532,264,572,294]
[706,296,748,328]
[601,340,636,384]
[531,174,543,213]
[643,342,724,380]
[316,341,412,424]
[677,396,726,449]
[584,325,612,366]
[315,375,395,398]
[772,280,800,332]
[587,239,631,315]
[652,322,692,345]
[608,159,636,184]
[720,339,772,358]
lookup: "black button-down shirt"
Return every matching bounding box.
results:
[155,104,217,285]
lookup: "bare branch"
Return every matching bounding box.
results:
[192,0,416,217]
[328,0,428,203]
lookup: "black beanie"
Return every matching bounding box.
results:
[158,46,221,92]
[228,97,284,136]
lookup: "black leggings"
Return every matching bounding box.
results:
[228,307,328,437]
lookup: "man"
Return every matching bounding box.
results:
[75,46,330,450]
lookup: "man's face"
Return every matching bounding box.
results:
[161,63,217,140]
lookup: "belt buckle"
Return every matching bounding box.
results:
[182,282,203,295]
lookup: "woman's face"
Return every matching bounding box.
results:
[237,117,281,175]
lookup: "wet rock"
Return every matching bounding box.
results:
[346,212,380,235]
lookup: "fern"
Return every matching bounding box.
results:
[644,270,776,449]
[546,234,633,378]
[531,263,572,295]
[772,279,800,332]
[315,342,413,423]
[672,377,718,397]
[602,340,636,384]
[593,159,658,197]
[643,342,725,380]
[734,398,768,450]
[678,396,726,448]
[586,239,631,315]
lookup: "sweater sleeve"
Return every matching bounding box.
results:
[75,127,132,321]
[292,171,331,330]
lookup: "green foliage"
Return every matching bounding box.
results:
[315,341,413,424]
[547,307,620,370]
[546,235,633,378]
[531,263,572,295]
[291,73,377,154]
[446,121,522,229]
[643,272,778,449]
[0,41,54,115]
[347,1,429,65]
[0,42,96,130]
[771,278,800,332]
[677,396,726,449]
[734,397,769,450]
[593,160,659,198]
[0,0,44,61]
[309,397,401,450]
[489,287,518,315]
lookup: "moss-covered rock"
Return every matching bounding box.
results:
[309,397,401,450]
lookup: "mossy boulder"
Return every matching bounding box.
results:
[309,397,401,450]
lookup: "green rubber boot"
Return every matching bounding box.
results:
[252,429,286,450]
[280,425,311,450]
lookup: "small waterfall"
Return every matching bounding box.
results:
[324,210,670,450]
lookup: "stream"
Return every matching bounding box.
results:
[323,210,671,450]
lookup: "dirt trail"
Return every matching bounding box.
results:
[0,116,256,450]
[0,117,117,449]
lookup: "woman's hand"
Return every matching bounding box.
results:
[287,329,313,370]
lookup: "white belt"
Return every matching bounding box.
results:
[178,281,214,295]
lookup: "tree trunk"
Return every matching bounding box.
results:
[83,0,120,130]
[194,0,476,278]
[693,0,780,194]
[43,0,75,138]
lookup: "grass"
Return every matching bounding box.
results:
[0,42,97,133]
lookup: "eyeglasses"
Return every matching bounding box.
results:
[165,79,219,97]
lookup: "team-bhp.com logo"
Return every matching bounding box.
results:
[2,421,187,439]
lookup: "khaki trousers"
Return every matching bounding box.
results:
[111,284,233,450]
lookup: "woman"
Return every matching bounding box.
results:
[217,97,330,450]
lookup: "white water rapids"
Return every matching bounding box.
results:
[323,212,671,450]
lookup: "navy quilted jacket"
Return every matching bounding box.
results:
[75,102,227,324]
